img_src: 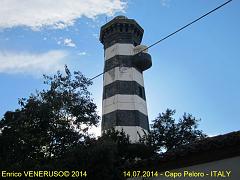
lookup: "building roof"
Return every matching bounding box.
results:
[133,131,240,171]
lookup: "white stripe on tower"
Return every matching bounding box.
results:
[115,126,148,142]
[103,43,147,116]
[103,67,144,87]
[102,94,148,116]
[102,43,149,142]
[104,43,134,60]
[100,16,152,142]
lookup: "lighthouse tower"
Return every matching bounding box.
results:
[100,16,152,142]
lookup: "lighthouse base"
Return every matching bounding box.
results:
[115,126,148,142]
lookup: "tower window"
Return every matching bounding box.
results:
[120,24,123,32]
[125,24,129,32]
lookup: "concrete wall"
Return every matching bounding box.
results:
[127,156,240,180]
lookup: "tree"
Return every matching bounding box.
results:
[0,65,207,178]
[59,130,126,180]
[0,66,99,170]
[146,109,207,153]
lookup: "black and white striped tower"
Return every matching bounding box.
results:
[100,16,152,142]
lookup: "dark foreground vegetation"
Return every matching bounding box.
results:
[0,66,206,179]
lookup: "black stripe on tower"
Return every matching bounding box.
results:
[104,55,141,72]
[103,80,146,100]
[102,110,149,131]
[104,54,152,73]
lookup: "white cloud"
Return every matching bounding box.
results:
[77,51,87,56]
[63,38,76,47]
[0,50,67,75]
[92,33,99,39]
[160,0,170,7]
[0,0,126,30]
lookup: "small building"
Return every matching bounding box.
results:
[129,131,240,179]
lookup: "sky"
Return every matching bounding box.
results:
[0,0,239,137]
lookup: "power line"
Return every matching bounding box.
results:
[89,0,232,81]
[0,0,232,129]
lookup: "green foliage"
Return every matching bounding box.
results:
[0,66,207,179]
[101,129,156,160]
[147,109,207,153]
[0,66,99,170]
[59,131,125,180]
[56,129,156,179]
